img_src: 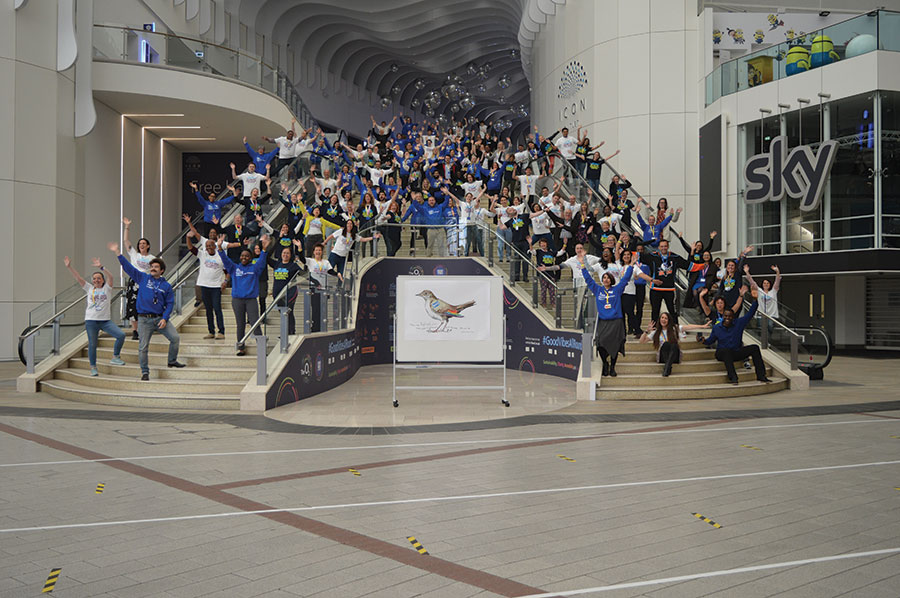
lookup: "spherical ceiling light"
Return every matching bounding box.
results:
[391,85,401,97]
[414,79,426,90]
[380,96,391,109]
[410,98,421,109]
[466,62,478,76]
[390,63,399,72]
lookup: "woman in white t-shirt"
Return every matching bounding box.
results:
[187,234,227,340]
[305,243,343,333]
[122,217,156,340]
[744,263,781,334]
[64,256,126,377]
[326,220,379,276]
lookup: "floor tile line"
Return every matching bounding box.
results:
[210,419,737,489]
[512,546,900,597]
[0,420,545,598]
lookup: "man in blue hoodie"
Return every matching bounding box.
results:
[111,242,184,380]
[701,289,772,385]
[219,235,269,356]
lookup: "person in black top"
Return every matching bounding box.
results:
[221,214,253,262]
[718,246,753,312]
[608,174,632,203]
[266,240,303,336]
[382,201,402,256]
[501,206,532,283]
[642,239,690,324]
[533,237,563,307]
[677,229,717,308]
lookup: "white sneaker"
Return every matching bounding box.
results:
[90,367,99,377]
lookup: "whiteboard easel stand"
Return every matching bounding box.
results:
[392,314,508,408]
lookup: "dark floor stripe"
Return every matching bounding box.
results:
[0,421,548,597]
[211,419,738,490]
[2,400,900,434]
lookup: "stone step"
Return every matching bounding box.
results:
[179,323,276,335]
[591,348,714,363]
[40,379,240,410]
[54,369,245,394]
[606,359,751,374]
[96,337,267,356]
[595,378,788,400]
[68,357,254,381]
[600,368,772,387]
[91,346,258,367]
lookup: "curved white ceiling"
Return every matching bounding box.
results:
[238,0,536,137]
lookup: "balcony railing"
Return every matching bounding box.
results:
[92,24,317,131]
[705,9,900,106]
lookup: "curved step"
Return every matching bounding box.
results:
[53,369,245,393]
[92,346,258,367]
[68,357,254,381]
[96,337,267,356]
[596,378,788,400]
[600,368,772,388]
[604,348,715,363]
[40,379,240,410]
[606,359,756,374]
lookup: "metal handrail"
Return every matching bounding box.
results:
[19,296,92,340]
[755,309,804,340]
[237,268,306,348]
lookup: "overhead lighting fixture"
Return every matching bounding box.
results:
[142,125,201,130]
[819,10,830,17]
[159,137,217,141]
[123,113,185,117]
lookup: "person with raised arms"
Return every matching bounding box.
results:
[218,236,270,356]
[110,242,184,380]
[64,255,126,377]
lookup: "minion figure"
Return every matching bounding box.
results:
[728,28,746,44]
[785,45,810,75]
[810,35,840,68]
[767,14,784,30]
[713,29,723,44]
[785,29,799,44]
[753,29,766,44]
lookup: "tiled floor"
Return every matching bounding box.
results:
[1,357,900,596]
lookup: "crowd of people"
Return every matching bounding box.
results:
[66,113,783,384]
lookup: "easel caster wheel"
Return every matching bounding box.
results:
[393,400,399,408]
[501,400,510,407]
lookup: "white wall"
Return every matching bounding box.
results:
[531,0,702,241]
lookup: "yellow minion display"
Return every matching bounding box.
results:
[785,45,810,76]
[810,35,840,68]
[753,29,766,44]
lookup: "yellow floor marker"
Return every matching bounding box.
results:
[692,512,722,529]
[42,568,61,593]
[95,483,105,494]
[348,469,361,476]
[557,454,576,462]
[407,536,429,555]
[741,445,763,451]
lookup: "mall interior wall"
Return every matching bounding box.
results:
[530,0,702,243]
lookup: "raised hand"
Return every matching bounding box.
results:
[108,242,119,254]
[243,136,247,144]
[91,257,102,268]
[229,162,235,169]
[710,230,718,238]
[771,264,780,273]
[189,181,198,190]
[63,256,71,268]
[122,217,132,226]
[211,215,219,224]
[743,264,750,273]
[182,213,191,223]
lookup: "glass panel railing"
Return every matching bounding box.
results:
[705,10,886,105]
[92,24,319,132]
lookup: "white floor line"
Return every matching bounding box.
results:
[0,418,896,469]
[2,458,898,534]
[514,547,900,597]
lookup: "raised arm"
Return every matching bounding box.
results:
[182,213,201,240]
[63,256,87,287]
[230,162,238,180]
[122,217,134,252]
[772,265,782,290]
[742,264,758,289]
[704,230,717,253]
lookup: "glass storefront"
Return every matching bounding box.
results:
[742,91,896,254]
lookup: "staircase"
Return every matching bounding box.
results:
[39,289,264,410]
[592,303,788,400]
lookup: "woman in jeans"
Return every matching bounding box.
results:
[64,256,126,377]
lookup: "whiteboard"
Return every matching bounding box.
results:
[396,275,504,363]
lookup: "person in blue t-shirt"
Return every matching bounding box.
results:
[700,290,772,385]
[579,256,633,377]
[110,242,185,380]
[243,136,278,173]
[218,236,269,356]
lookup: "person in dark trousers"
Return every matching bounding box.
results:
[642,239,689,325]
[701,292,772,384]
[268,242,302,336]
[110,243,185,380]
[502,206,532,283]
[580,258,634,377]
[219,237,269,356]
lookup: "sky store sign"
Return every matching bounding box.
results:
[743,136,838,211]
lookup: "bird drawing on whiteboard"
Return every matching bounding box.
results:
[415,290,476,333]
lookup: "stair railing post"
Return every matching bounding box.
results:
[556,290,562,328]
[174,286,183,315]
[488,228,494,267]
[256,335,267,385]
[760,314,769,349]
[532,275,539,308]
[581,332,592,378]
[25,334,35,374]
[790,333,799,370]
[303,288,311,335]
[278,307,289,353]
[51,316,61,355]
